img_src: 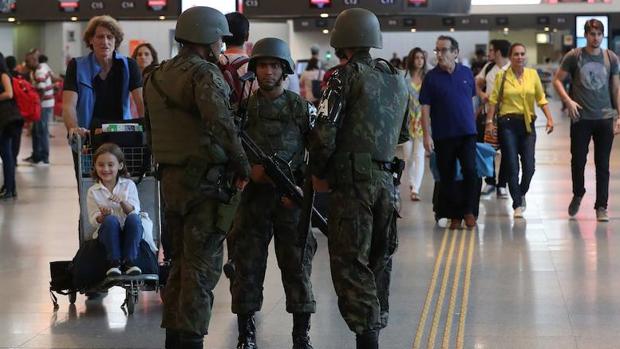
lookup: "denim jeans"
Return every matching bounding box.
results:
[97,214,143,265]
[0,121,23,193]
[434,134,478,218]
[498,117,536,209]
[32,107,52,162]
[570,118,614,209]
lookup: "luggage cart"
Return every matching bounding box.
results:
[70,134,161,315]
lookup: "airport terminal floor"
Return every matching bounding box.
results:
[3,100,620,349]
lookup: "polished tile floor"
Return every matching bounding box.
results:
[2,102,620,348]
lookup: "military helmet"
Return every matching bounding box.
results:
[248,37,295,75]
[175,6,232,45]
[330,8,382,49]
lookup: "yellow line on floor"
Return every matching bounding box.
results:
[412,228,450,349]
[441,228,467,349]
[456,229,476,349]
[427,229,459,349]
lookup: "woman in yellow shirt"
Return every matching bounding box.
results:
[403,47,426,201]
[486,43,554,218]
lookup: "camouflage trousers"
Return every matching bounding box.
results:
[160,166,240,336]
[327,169,399,335]
[230,182,317,315]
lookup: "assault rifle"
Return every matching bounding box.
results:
[236,73,328,238]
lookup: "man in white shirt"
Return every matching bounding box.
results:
[25,49,54,166]
[475,39,511,197]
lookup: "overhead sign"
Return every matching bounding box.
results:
[242,0,471,18]
[0,0,181,21]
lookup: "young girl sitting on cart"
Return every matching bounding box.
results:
[86,143,144,277]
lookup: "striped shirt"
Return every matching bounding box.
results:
[32,63,54,108]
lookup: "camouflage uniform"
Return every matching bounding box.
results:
[308,51,409,335]
[231,90,317,315]
[144,50,250,336]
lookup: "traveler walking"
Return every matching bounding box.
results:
[420,36,478,229]
[552,18,620,221]
[486,43,554,218]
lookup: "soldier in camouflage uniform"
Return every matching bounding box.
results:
[143,7,250,349]
[308,8,409,349]
[230,37,317,349]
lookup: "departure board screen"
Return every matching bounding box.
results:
[242,0,470,18]
[0,0,181,20]
[0,0,15,13]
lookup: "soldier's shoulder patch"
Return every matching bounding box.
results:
[208,70,226,89]
[195,62,226,89]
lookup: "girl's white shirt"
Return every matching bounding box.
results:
[86,177,141,232]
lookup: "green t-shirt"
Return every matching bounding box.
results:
[560,48,619,120]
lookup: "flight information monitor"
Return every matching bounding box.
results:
[242,0,470,18]
[0,0,181,20]
[576,15,609,49]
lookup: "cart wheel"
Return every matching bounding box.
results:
[125,289,135,315]
[69,292,77,304]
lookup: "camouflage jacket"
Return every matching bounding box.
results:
[308,51,410,178]
[144,51,250,178]
[244,89,315,177]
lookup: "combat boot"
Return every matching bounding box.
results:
[164,328,179,349]
[355,330,379,349]
[292,313,313,349]
[178,331,204,349]
[236,313,258,349]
